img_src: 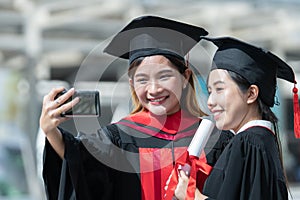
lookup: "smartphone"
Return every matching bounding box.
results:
[55,89,101,117]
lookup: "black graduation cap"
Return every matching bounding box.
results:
[202,36,300,138]
[104,15,208,64]
[202,36,295,106]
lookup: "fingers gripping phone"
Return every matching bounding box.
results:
[55,89,101,117]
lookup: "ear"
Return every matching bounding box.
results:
[182,69,192,88]
[247,85,259,104]
[129,78,134,88]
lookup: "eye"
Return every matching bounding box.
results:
[135,77,148,84]
[160,73,172,80]
[216,87,224,93]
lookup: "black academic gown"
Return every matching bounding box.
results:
[43,110,229,200]
[203,126,288,200]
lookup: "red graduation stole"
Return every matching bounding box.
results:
[120,110,200,139]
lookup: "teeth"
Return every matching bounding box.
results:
[151,97,165,102]
[213,111,222,116]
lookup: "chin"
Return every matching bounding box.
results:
[149,107,167,116]
[216,120,226,130]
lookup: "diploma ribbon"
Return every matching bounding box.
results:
[164,119,215,200]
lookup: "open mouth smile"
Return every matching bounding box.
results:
[148,96,168,104]
[212,110,224,120]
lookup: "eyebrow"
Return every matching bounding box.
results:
[134,73,148,78]
[134,69,174,78]
[208,80,225,89]
[157,69,174,74]
[212,80,225,86]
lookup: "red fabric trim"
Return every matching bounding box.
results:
[139,147,187,200]
[117,121,197,140]
[122,110,199,135]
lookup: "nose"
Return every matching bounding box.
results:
[207,93,216,110]
[148,81,163,94]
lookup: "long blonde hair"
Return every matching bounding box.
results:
[127,55,207,117]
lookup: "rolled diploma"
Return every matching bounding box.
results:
[187,118,215,158]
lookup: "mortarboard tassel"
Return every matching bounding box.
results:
[293,82,300,138]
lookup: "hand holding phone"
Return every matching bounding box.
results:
[55,89,101,117]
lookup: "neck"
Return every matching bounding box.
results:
[233,103,261,133]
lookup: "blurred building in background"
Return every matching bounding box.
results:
[0,0,300,199]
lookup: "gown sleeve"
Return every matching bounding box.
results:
[203,130,288,200]
[42,127,116,200]
[42,137,65,200]
[204,129,234,166]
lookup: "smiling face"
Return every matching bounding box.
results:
[130,55,190,116]
[207,69,254,132]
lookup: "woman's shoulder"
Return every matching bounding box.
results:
[233,126,276,150]
[238,126,274,139]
